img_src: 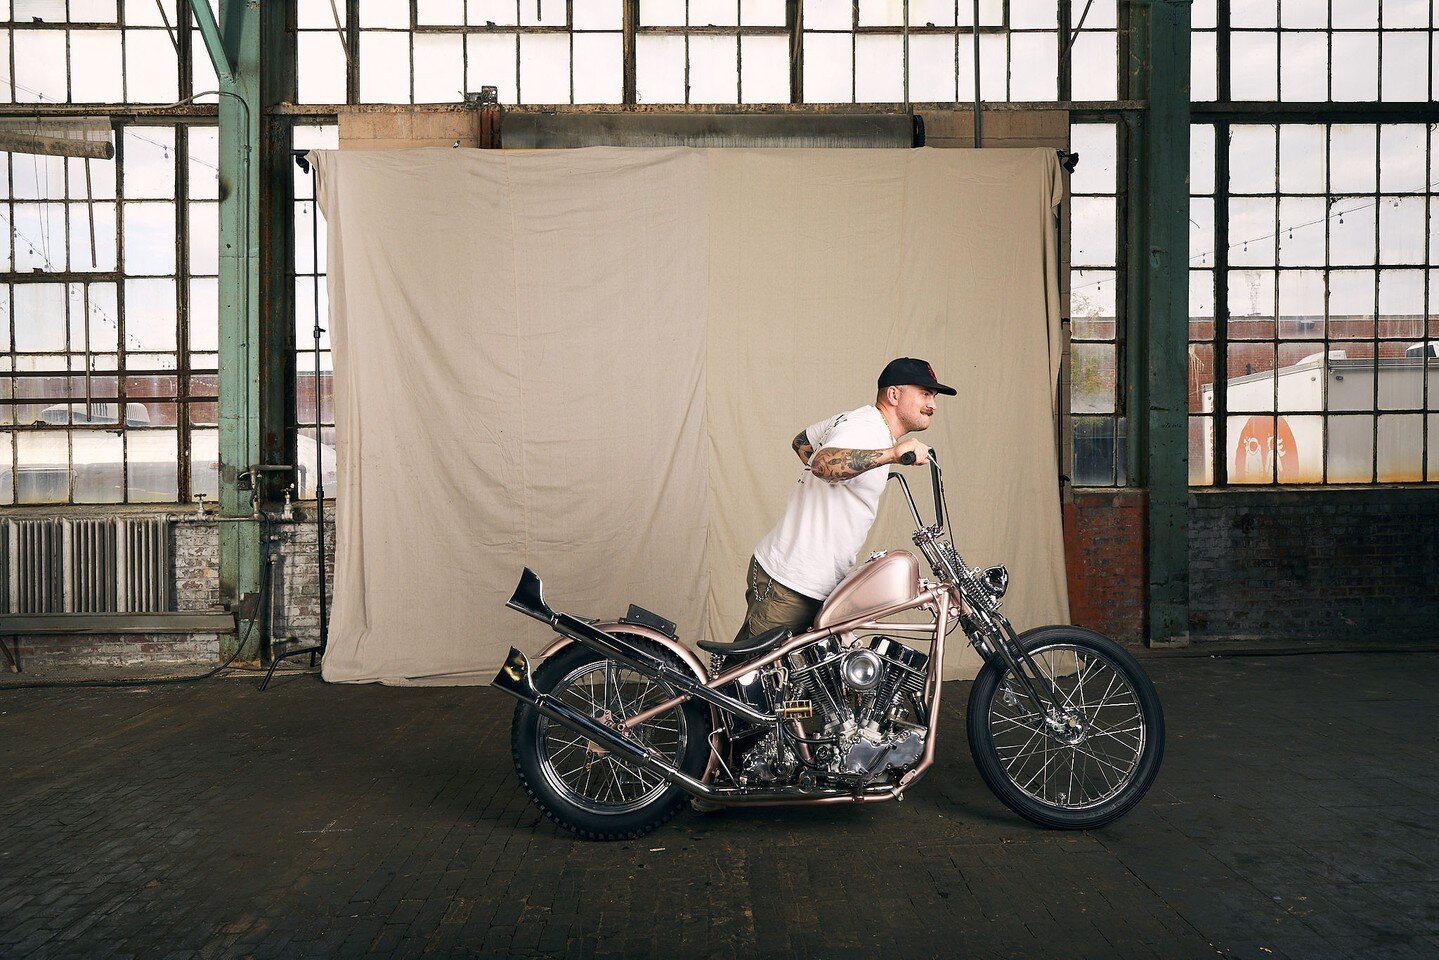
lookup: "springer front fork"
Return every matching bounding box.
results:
[972,612,1068,728]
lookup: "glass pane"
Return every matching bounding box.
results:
[1278,124,1325,194]
[14,283,68,351]
[520,33,571,103]
[1329,124,1377,193]
[14,30,69,103]
[468,32,518,103]
[1072,415,1115,486]
[574,32,622,104]
[1190,124,1215,194]
[1070,31,1117,101]
[1190,269,1214,341]
[854,34,902,103]
[1071,342,1116,414]
[189,277,218,353]
[1227,269,1275,335]
[359,31,411,103]
[1190,196,1214,268]
[16,433,69,504]
[690,35,739,105]
[1327,414,1374,482]
[924,36,958,101]
[70,29,125,102]
[191,427,219,500]
[1190,416,1213,484]
[1228,343,1276,410]
[1331,31,1379,102]
[1277,197,1325,266]
[123,127,175,198]
[1009,33,1057,101]
[1227,414,1276,483]
[1376,414,1422,481]
[636,35,685,104]
[122,200,175,274]
[1071,196,1116,267]
[298,31,348,104]
[803,32,851,103]
[123,29,178,103]
[1071,269,1116,339]
[1231,32,1277,101]
[1189,342,1214,414]
[1070,124,1116,196]
[912,0,958,26]
[414,33,465,103]
[740,35,790,104]
[1379,197,1424,265]
[127,428,178,502]
[1330,356,1376,411]
[360,0,408,28]
[471,0,520,25]
[123,278,177,351]
[68,201,118,272]
[1278,269,1324,339]
[1379,124,1427,193]
[576,0,624,28]
[1279,31,1326,101]
[1276,415,1320,483]
[1192,30,1217,102]
[0,433,11,505]
[1328,197,1376,267]
[691,0,738,26]
[1381,33,1428,102]
[72,431,123,502]
[1231,198,1279,268]
[1228,125,1276,194]
[1378,269,1424,339]
[1328,269,1376,339]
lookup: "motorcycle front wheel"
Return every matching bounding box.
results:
[966,625,1164,830]
[510,639,711,841]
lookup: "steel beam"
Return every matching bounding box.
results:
[1127,0,1191,643]
[206,0,263,659]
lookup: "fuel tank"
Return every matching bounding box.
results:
[815,550,922,628]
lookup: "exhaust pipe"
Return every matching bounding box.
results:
[505,568,773,726]
[491,647,711,796]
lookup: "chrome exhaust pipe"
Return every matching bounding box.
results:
[491,647,713,797]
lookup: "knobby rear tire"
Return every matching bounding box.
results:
[510,639,711,841]
[966,625,1165,830]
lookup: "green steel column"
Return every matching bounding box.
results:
[198,0,262,658]
[1128,0,1191,643]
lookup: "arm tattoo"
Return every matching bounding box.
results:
[810,447,889,483]
[792,429,815,465]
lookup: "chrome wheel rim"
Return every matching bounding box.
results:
[536,660,686,815]
[987,643,1146,810]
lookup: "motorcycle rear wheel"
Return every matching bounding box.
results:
[510,639,711,841]
[966,626,1164,830]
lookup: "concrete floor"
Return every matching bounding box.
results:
[1,650,1436,960]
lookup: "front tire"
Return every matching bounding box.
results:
[510,639,711,841]
[967,625,1164,830]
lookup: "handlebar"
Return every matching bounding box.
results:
[898,447,935,466]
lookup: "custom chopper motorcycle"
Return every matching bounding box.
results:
[493,451,1164,840]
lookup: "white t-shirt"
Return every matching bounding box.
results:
[753,405,896,600]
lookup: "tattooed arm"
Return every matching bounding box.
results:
[809,437,929,483]
[792,429,815,466]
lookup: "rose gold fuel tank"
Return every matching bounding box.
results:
[815,551,922,628]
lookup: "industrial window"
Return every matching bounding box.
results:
[295,0,1118,106]
[1193,0,1439,103]
[292,124,337,501]
[1190,121,1438,486]
[2,0,187,105]
[0,123,220,505]
[1069,120,1124,486]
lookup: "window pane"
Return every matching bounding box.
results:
[16,433,69,504]
[1279,31,1326,101]
[1329,197,1376,267]
[123,279,177,351]
[1330,32,1379,102]
[298,31,348,104]
[1072,415,1116,485]
[124,29,178,103]
[469,33,518,103]
[574,32,622,104]
[1070,31,1116,101]
[1071,196,1116,267]
[1071,270,1116,339]
[854,34,902,103]
[689,35,739,105]
[14,284,68,351]
[123,201,176,275]
[127,429,178,502]
[804,32,852,103]
[70,30,124,102]
[1327,415,1374,482]
[1008,33,1057,101]
[72,431,123,502]
[1071,343,1116,413]
[360,31,412,103]
[740,35,790,104]
[1377,415,1423,481]
[414,34,465,103]
[1278,124,1325,194]
[1231,33,1277,100]
[520,33,571,103]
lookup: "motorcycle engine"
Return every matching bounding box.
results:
[785,635,929,780]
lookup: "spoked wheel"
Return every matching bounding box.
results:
[510,639,710,840]
[967,625,1164,830]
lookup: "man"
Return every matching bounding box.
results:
[734,357,956,644]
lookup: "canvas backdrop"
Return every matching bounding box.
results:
[310,146,1067,685]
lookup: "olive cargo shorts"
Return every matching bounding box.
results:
[733,556,823,644]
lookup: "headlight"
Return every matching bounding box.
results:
[842,649,884,692]
[981,564,1008,599]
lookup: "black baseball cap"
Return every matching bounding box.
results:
[878,357,956,396]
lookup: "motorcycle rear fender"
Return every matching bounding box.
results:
[538,621,709,684]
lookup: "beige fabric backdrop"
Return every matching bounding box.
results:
[312,146,1067,685]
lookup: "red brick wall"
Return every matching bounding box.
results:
[1063,489,1147,643]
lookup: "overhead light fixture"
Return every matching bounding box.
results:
[0,117,115,160]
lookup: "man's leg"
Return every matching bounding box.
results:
[733,556,822,644]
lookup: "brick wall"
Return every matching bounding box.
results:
[1189,488,1439,642]
[1063,490,1147,643]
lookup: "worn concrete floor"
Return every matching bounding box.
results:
[1,650,1436,960]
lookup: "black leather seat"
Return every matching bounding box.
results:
[697,626,791,656]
